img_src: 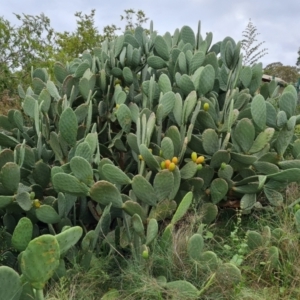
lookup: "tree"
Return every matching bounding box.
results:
[296,48,300,68]
[54,10,102,62]
[0,13,55,92]
[264,62,299,83]
[0,9,149,94]
[241,19,268,66]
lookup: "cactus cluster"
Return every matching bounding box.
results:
[0,20,299,297]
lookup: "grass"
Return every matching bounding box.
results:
[40,183,300,300]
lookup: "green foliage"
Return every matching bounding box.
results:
[264,62,299,83]
[1,16,300,299]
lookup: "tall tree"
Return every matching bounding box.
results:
[296,48,300,68]
[264,62,299,83]
[0,9,149,93]
[241,19,268,66]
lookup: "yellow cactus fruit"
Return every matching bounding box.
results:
[203,103,209,111]
[168,162,176,171]
[172,156,178,165]
[161,161,166,169]
[165,159,171,169]
[191,152,197,162]
[138,155,143,161]
[33,199,41,208]
[196,155,205,164]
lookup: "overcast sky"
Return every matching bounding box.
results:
[2,0,300,68]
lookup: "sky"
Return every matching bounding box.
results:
[1,0,300,68]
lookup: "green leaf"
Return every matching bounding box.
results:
[59,108,78,147]
[147,56,167,69]
[202,129,219,155]
[53,173,89,196]
[154,170,174,201]
[70,156,94,186]
[132,175,158,206]
[251,94,266,131]
[102,164,132,185]
[171,191,193,225]
[210,178,228,204]
[117,104,132,133]
[180,161,198,179]
[36,205,61,224]
[90,180,123,208]
[154,35,170,61]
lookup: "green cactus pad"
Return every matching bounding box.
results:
[279,91,297,119]
[240,66,252,87]
[197,64,215,95]
[248,128,275,154]
[218,164,233,180]
[146,218,158,246]
[202,129,219,155]
[275,127,295,157]
[154,35,170,61]
[247,230,264,250]
[180,161,198,179]
[139,144,160,171]
[209,150,230,169]
[201,203,218,224]
[158,74,172,94]
[53,173,90,196]
[154,169,174,201]
[267,168,300,183]
[171,191,193,225]
[70,156,94,186]
[55,226,83,256]
[12,217,33,252]
[210,178,228,204]
[20,235,60,290]
[90,180,123,208]
[102,164,132,185]
[59,107,78,147]
[187,233,204,261]
[182,91,197,124]
[215,263,241,286]
[122,200,147,223]
[198,251,219,271]
[1,162,20,193]
[240,193,256,210]
[132,175,158,206]
[36,205,61,224]
[32,160,51,189]
[116,104,132,133]
[161,137,174,160]
[264,188,283,206]
[15,192,31,211]
[165,280,199,299]
[234,118,255,153]
[131,214,145,238]
[147,56,167,69]
[149,199,177,221]
[0,196,13,208]
[0,266,23,300]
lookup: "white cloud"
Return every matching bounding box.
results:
[1,0,300,67]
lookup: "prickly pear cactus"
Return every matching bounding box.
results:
[0,19,299,294]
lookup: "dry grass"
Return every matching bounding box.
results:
[0,90,21,115]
